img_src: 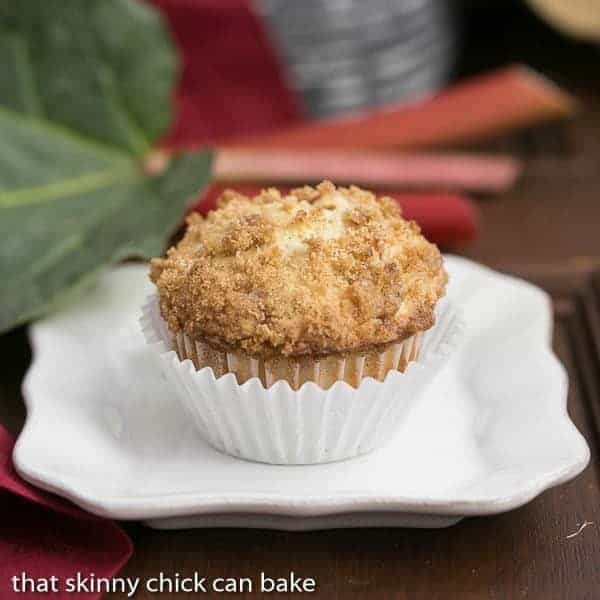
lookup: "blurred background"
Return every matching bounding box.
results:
[256,0,599,119]
[154,0,599,140]
[256,0,459,119]
[155,0,599,266]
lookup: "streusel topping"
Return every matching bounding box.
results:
[150,181,447,357]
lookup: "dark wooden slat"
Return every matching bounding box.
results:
[583,272,600,366]
[567,283,600,460]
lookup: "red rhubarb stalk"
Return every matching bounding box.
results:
[215,149,522,193]
[225,65,575,150]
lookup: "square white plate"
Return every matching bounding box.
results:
[13,256,590,529]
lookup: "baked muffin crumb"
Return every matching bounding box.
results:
[150,182,447,357]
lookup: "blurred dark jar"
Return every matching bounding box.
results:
[256,0,459,118]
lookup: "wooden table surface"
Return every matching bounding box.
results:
[2,6,600,599]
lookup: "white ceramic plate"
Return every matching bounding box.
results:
[13,256,590,530]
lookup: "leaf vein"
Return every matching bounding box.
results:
[11,35,44,117]
[98,63,151,155]
[0,166,136,208]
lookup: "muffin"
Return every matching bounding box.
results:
[142,181,461,464]
[149,181,447,390]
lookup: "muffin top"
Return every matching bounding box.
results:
[150,181,447,357]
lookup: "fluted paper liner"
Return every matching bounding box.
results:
[171,329,422,390]
[141,296,464,465]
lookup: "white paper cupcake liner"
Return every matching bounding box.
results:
[141,296,464,465]
[170,329,423,390]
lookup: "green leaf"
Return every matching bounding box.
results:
[0,0,213,332]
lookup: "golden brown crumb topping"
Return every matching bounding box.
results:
[150,181,447,357]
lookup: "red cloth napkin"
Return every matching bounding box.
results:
[151,0,304,148]
[195,184,479,246]
[0,426,132,600]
